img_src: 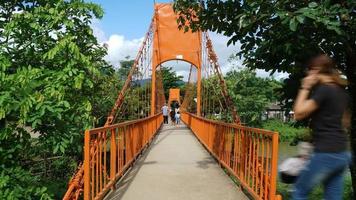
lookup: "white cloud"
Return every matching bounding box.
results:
[176,70,190,80]
[208,32,288,80]
[91,19,106,43]
[91,21,288,79]
[208,32,242,70]
[104,35,143,67]
[91,20,143,67]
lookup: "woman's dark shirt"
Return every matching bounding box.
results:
[309,84,349,152]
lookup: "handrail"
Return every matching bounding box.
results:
[82,113,163,200]
[184,113,277,137]
[181,112,282,200]
[89,115,162,134]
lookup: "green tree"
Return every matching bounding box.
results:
[199,69,282,125]
[0,0,116,198]
[174,0,356,191]
[226,69,282,125]
[91,66,123,126]
[118,58,134,80]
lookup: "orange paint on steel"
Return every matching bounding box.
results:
[151,3,202,116]
[81,114,162,200]
[83,130,90,200]
[269,133,280,200]
[181,112,282,200]
[168,88,181,106]
[63,164,84,200]
[110,129,116,183]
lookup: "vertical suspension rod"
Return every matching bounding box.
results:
[204,33,241,124]
[105,17,154,126]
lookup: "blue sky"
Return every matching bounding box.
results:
[88,0,170,40]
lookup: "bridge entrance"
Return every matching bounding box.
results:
[151,3,202,116]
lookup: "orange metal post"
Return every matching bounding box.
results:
[270,133,279,200]
[110,129,116,181]
[83,130,90,200]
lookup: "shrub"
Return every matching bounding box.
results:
[262,119,309,142]
[0,167,52,200]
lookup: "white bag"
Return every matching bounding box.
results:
[278,142,313,184]
[279,157,308,176]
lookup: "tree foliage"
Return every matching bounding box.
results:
[174,0,355,76]
[118,58,134,80]
[225,69,282,125]
[0,0,119,198]
[158,66,184,99]
[199,68,282,125]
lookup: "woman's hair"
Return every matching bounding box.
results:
[308,54,347,87]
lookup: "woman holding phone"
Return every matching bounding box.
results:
[292,54,351,200]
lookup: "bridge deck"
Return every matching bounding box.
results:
[105,124,249,200]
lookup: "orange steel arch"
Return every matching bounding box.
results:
[151,3,201,116]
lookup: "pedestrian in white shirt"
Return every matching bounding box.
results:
[161,103,169,124]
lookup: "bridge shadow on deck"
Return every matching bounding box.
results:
[105,124,248,200]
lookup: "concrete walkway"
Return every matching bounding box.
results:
[105,124,249,200]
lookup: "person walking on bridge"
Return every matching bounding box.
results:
[175,111,181,125]
[161,103,169,124]
[292,54,351,200]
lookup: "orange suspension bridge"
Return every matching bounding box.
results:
[63,3,282,200]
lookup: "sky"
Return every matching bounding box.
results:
[88,0,157,40]
[87,1,287,80]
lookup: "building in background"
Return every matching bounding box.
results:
[263,102,294,122]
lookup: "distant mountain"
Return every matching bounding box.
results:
[134,78,151,86]
[132,79,187,86]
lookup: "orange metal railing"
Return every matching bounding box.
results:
[181,112,282,200]
[82,113,163,200]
